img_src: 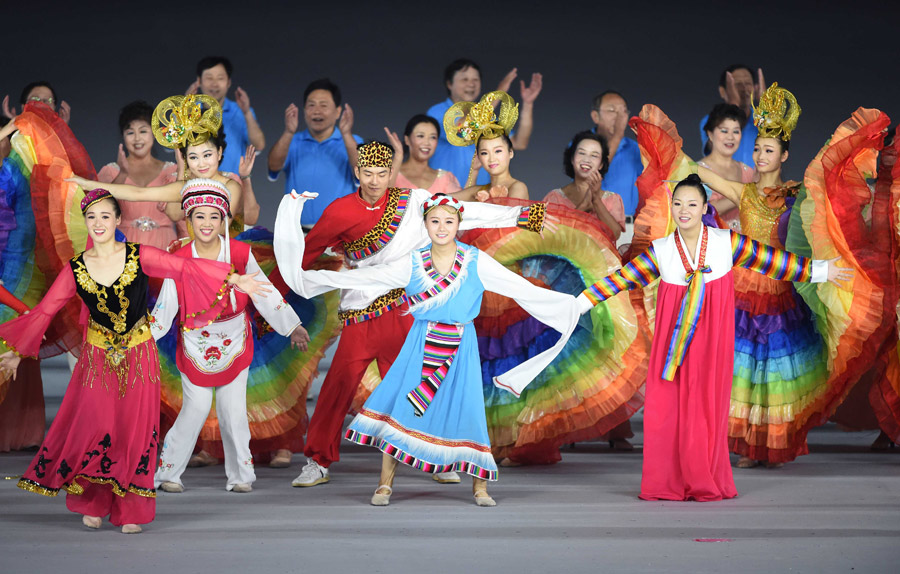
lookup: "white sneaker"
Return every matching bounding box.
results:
[291,458,330,487]
[433,472,461,484]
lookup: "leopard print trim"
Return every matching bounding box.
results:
[517,203,546,233]
[338,288,407,325]
[341,188,410,260]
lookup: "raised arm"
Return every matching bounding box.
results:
[235,88,266,151]
[268,103,298,175]
[580,246,660,311]
[508,73,542,151]
[696,164,744,206]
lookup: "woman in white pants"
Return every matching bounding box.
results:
[151,179,309,492]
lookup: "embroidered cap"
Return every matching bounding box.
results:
[81,188,116,214]
[422,193,464,219]
[180,178,231,217]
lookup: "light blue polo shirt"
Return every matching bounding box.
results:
[219,98,253,174]
[427,98,490,187]
[268,128,363,225]
[601,136,642,216]
[699,115,758,168]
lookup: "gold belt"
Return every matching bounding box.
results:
[86,315,152,369]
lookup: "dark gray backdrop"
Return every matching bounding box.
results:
[5,0,899,228]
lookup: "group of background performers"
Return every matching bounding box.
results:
[0,59,898,533]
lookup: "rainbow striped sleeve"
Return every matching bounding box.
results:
[582,246,660,305]
[730,231,813,282]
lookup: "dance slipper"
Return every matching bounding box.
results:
[371,485,392,506]
[159,481,184,493]
[82,515,101,529]
[121,524,142,534]
[474,492,497,507]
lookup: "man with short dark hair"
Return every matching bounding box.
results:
[2,81,71,124]
[698,64,766,167]
[590,90,642,217]
[267,78,362,226]
[189,56,266,174]
[427,58,542,187]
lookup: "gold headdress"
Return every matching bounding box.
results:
[443,91,519,148]
[151,94,222,149]
[357,141,393,169]
[752,82,801,141]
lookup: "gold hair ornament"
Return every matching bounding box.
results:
[443,91,519,147]
[151,94,222,149]
[752,82,801,141]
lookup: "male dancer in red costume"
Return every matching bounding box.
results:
[286,141,547,486]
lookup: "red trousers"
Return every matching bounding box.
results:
[304,306,414,467]
[65,480,155,526]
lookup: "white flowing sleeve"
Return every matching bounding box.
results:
[274,192,412,298]
[457,199,523,231]
[477,252,581,397]
[150,278,179,341]
[246,250,302,337]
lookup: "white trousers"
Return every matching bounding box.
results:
[155,368,256,490]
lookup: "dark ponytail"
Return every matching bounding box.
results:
[673,173,708,203]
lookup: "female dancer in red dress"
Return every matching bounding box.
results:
[0,190,266,532]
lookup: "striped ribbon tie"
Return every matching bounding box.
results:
[407,322,463,417]
[662,227,711,381]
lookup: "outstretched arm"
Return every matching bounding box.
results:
[730,231,849,285]
[580,246,660,311]
[66,176,183,202]
[0,267,76,359]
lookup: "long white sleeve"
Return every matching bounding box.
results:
[274,192,411,299]
[150,278,180,341]
[476,253,581,396]
[246,250,302,337]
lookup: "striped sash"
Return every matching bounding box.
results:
[407,322,464,417]
[662,226,711,381]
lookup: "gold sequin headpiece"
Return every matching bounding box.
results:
[151,94,222,149]
[443,91,519,147]
[752,82,801,141]
[357,141,393,169]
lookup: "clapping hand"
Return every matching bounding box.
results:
[519,73,543,104]
[239,145,256,179]
[235,87,252,113]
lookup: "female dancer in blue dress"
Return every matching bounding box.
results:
[274,192,582,506]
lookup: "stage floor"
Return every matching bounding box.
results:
[1,416,897,573]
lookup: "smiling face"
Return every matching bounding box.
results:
[405,122,439,162]
[303,89,340,137]
[572,139,605,180]
[707,118,742,158]
[189,206,225,245]
[84,198,121,245]
[184,140,222,178]
[122,119,154,159]
[447,66,481,103]
[477,137,513,175]
[671,184,708,234]
[752,137,788,174]
[424,205,460,246]
[198,63,231,104]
